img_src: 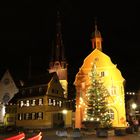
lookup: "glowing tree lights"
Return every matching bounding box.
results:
[84,64,112,129]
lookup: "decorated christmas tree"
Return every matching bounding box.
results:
[84,63,112,129]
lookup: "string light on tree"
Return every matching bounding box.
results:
[83,63,112,128]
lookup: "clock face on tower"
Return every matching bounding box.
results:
[2,93,10,104]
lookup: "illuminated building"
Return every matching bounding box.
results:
[74,23,127,128]
[5,72,72,128]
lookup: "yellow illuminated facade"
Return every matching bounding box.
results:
[74,24,127,128]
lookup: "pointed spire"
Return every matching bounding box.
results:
[91,19,102,51]
[54,10,65,61]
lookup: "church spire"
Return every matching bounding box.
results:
[91,20,102,51]
[55,11,65,61]
[49,10,68,98]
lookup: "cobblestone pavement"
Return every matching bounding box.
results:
[1,130,140,140]
[43,133,140,140]
[41,129,140,140]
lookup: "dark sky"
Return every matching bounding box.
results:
[0,1,140,91]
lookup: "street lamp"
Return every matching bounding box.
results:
[62,109,68,114]
[132,103,137,110]
[131,103,137,118]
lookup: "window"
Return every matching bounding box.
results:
[39,87,43,93]
[39,98,43,105]
[37,112,43,120]
[26,100,30,107]
[25,113,30,120]
[29,89,32,94]
[53,100,56,106]
[59,101,62,107]
[20,101,24,107]
[18,113,23,120]
[48,99,52,105]
[58,113,63,120]
[22,90,25,95]
[7,117,14,122]
[108,109,114,119]
[32,112,36,120]
[101,71,105,77]
[110,86,116,95]
[31,99,36,106]
[52,89,54,93]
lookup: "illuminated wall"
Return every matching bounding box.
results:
[74,48,127,128]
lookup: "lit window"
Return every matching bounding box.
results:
[59,101,62,107]
[48,99,52,105]
[108,109,114,119]
[20,101,24,107]
[53,100,56,106]
[26,100,30,107]
[32,100,36,106]
[37,112,43,120]
[25,113,30,120]
[32,112,36,120]
[18,113,23,120]
[39,98,43,105]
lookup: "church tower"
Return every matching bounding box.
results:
[49,11,68,98]
[91,21,102,51]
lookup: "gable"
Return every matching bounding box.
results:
[47,73,64,98]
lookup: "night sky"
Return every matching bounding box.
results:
[0,1,140,92]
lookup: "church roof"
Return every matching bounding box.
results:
[74,48,125,85]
